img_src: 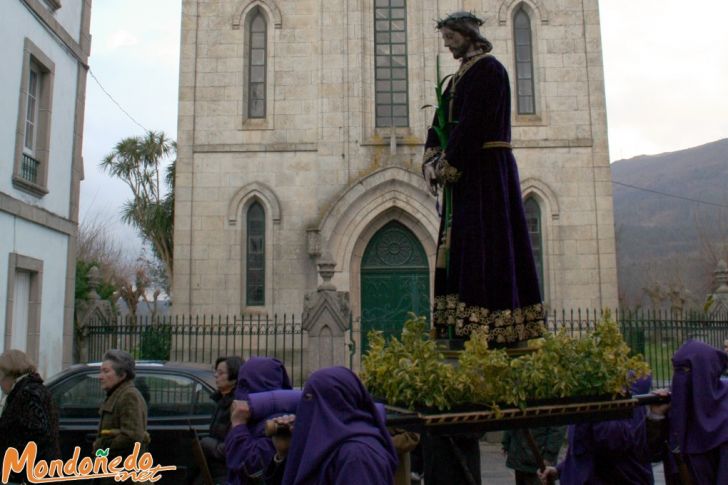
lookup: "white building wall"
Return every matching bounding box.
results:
[0,214,12,351]
[1,0,90,373]
[0,0,79,219]
[2,215,68,377]
[53,0,84,42]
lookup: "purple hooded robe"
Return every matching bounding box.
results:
[556,376,654,485]
[670,339,728,484]
[281,366,398,485]
[225,357,292,485]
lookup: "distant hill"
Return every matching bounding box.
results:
[611,138,728,308]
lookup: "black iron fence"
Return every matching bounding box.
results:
[82,314,306,386]
[546,308,728,388]
[80,309,728,390]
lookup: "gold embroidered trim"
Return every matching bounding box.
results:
[433,296,546,343]
[423,147,442,165]
[436,158,461,184]
[482,141,512,150]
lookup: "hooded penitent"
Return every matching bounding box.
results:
[669,339,728,483]
[557,375,654,485]
[282,366,398,485]
[670,339,728,453]
[226,357,292,485]
[234,356,292,401]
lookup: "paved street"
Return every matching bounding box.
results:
[479,441,667,484]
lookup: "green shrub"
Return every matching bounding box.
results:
[134,324,172,360]
[361,312,650,412]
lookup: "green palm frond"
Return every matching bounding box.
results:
[100,130,176,284]
[431,56,453,150]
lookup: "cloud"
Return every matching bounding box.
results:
[106,29,139,50]
[600,0,728,160]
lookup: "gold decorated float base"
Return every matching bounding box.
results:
[384,396,641,435]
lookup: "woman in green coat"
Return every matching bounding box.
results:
[93,349,150,483]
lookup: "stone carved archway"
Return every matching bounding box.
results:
[498,0,549,25]
[232,0,282,29]
[310,167,439,368]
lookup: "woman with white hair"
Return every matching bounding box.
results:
[0,349,60,483]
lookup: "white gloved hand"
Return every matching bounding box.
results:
[422,161,438,196]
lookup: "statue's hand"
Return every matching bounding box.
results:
[422,159,438,196]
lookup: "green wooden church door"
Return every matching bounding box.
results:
[360,221,430,351]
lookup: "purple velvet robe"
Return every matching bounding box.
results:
[225,357,292,485]
[424,53,544,345]
[670,340,728,484]
[281,367,398,485]
[556,377,654,485]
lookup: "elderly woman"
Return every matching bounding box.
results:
[279,366,398,485]
[0,349,60,483]
[198,355,243,484]
[93,349,150,475]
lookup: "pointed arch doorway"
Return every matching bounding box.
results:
[360,221,430,351]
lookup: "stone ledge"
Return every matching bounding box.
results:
[514,138,593,149]
[0,190,75,235]
[12,175,49,198]
[193,143,318,153]
[21,0,90,62]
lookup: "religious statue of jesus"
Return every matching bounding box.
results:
[422,11,546,346]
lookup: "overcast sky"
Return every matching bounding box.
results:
[80,0,728,257]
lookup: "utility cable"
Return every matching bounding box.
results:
[88,68,149,133]
[612,180,728,209]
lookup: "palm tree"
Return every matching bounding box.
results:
[100,131,175,290]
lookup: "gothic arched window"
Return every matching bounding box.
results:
[524,197,543,295]
[514,7,535,114]
[246,202,265,305]
[374,0,409,127]
[247,8,267,119]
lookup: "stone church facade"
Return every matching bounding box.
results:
[173,0,618,356]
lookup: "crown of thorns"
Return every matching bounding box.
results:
[435,11,485,29]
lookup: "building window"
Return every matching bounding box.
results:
[514,7,535,114]
[374,0,409,127]
[24,66,40,157]
[246,202,265,306]
[13,39,54,196]
[247,8,267,119]
[5,254,43,362]
[524,197,543,295]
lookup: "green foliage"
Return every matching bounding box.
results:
[361,312,650,412]
[361,314,461,410]
[75,260,117,303]
[432,57,453,150]
[134,325,172,360]
[100,131,175,285]
[458,327,516,407]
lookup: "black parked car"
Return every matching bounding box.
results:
[46,361,216,484]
